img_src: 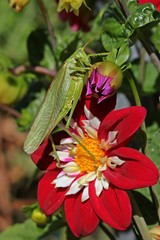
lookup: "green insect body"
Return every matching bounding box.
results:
[24,48,90,154]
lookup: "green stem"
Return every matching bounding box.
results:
[49,135,60,163]
[99,222,116,240]
[114,0,130,17]
[125,70,141,107]
[137,29,160,73]
[125,70,147,152]
[0,104,21,118]
[36,0,55,51]
[88,52,109,58]
[72,67,90,72]
[149,185,160,223]
[10,65,56,78]
[139,48,146,85]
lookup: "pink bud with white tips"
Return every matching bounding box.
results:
[86,61,123,103]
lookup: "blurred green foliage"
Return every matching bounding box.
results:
[0,0,58,64]
[0,1,160,240]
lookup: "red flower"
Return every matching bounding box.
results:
[31,105,159,237]
[138,0,160,11]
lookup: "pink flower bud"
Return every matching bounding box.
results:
[86,61,123,103]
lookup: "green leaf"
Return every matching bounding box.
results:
[17,89,46,131]
[0,217,67,240]
[101,3,128,51]
[23,202,39,217]
[104,44,130,68]
[101,28,127,52]
[105,48,118,63]
[147,122,159,140]
[125,3,160,33]
[27,29,55,69]
[132,61,159,94]
[146,128,160,197]
[132,190,158,225]
[142,64,160,93]
[147,129,160,168]
[127,0,139,13]
[151,24,160,52]
[54,29,81,67]
[0,1,38,63]
[0,219,50,240]
[0,51,13,70]
[115,43,130,66]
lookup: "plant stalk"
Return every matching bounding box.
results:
[36,0,55,51]
[125,70,147,152]
[129,191,153,240]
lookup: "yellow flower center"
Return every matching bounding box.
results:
[75,135,105,173]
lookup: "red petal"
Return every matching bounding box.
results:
[31,138,53,170]
[98,106,146,149]
[104,147,159,189]
[64,192,99,237]
[89,183,132,230]
[86,93,116,122]
[38,167,67,216]
[73,88,116,124]
[31,131,68,170]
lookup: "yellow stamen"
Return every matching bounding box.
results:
[97,171,102,180]
[75,134,104,173]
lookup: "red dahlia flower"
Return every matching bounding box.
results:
[138,0,160,11]
[32,106,159,237]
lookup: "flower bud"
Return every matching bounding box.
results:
[57,0,86,15]
[149,225,160,240]
[31,208,50,226]
[9,0,30,12]
[86,61,123,103]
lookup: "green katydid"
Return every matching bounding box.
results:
[23,47,91,154]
